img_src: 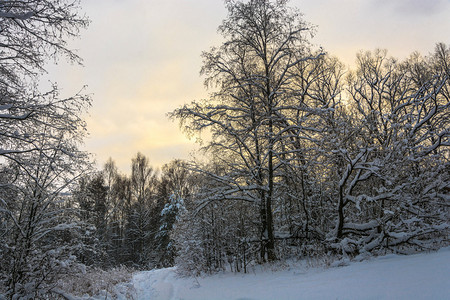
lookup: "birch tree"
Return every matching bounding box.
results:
[171,0,325,262]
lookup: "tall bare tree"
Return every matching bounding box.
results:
[171,0,324,262]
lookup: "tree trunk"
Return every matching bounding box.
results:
[265,76,276,261]
[337,183,345,239]
[266,145,276,261]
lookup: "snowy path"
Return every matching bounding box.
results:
[131,248,450,300]
[133,268,176,299]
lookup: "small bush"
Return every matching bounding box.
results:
[56,265,136,299]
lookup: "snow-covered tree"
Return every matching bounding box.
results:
[0,0,90,297]
[170,0,324,263]
[155,194,186,267]
[0,115,90,298]
[329,46,449,255]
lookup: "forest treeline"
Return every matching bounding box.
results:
[72,155,189,269]
[0,0,449,298]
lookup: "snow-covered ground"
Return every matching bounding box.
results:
[129,248,450,300]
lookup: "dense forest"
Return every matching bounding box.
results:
[0,0,448,298]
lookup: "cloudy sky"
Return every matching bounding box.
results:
[45,0,450,173]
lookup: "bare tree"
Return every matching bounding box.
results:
[0,0,91,297]
[170,0,323,263]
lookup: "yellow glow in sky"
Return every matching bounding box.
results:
[45,0,450,173]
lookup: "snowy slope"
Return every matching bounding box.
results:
[130,248,450,300]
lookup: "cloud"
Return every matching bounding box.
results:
[52,0,450,174]
[54,0,226,173]
[373,0,448,16]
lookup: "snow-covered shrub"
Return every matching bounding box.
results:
[173,192,261,275]
[0,166,90,299]
[56,265,135,299]
[172,209,209,276]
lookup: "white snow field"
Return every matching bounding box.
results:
[130,248,450,300]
